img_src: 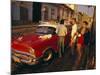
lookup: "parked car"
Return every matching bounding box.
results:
[12,22,67,65]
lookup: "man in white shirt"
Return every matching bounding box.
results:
[56,19,67,57]
[70,18,78,55]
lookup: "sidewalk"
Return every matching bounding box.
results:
[12,24,38,36]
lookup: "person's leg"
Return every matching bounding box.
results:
[70,41,76,66]
[81,45,89,69]
[80,46,86,69]
[85,45,91,69]
[74,44,82,69]
[71,42,75,55]
[59,36,64,56]
[61,36,65,54]
[58,37,62,57]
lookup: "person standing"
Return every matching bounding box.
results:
[81,21,90,69]
[70,18,78,55]
[74,27,85,69]
[56,19,67,57]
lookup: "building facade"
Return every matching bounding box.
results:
[11,1,75,25]
[11,1,33,25]
[41,3,74,21]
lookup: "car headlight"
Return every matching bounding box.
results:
[29,47,36,58]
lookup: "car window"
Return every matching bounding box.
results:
[35,26,56,35]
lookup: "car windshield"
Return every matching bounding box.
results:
[35,26,56,35]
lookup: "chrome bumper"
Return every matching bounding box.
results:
[12,52,38,65]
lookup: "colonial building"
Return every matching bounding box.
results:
[11,1,75,25]
[41,3,75,21]
[11,1,33,25]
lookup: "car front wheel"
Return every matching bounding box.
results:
[41,49,55,65]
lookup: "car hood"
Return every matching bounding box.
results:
[12,34,52,53]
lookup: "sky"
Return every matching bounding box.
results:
[77,5,95,17]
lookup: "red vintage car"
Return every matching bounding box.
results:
[12,22,67,65]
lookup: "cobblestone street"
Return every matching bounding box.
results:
[11,25,95,74]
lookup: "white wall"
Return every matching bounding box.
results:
[26,2,33,21]
[41,3,58,21]
[12,2,33,21]
[12,2,20,20]
[50,5,57,20]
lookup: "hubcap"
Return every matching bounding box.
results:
[43,51,52,61]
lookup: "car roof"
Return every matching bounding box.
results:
[38,22,57,28]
